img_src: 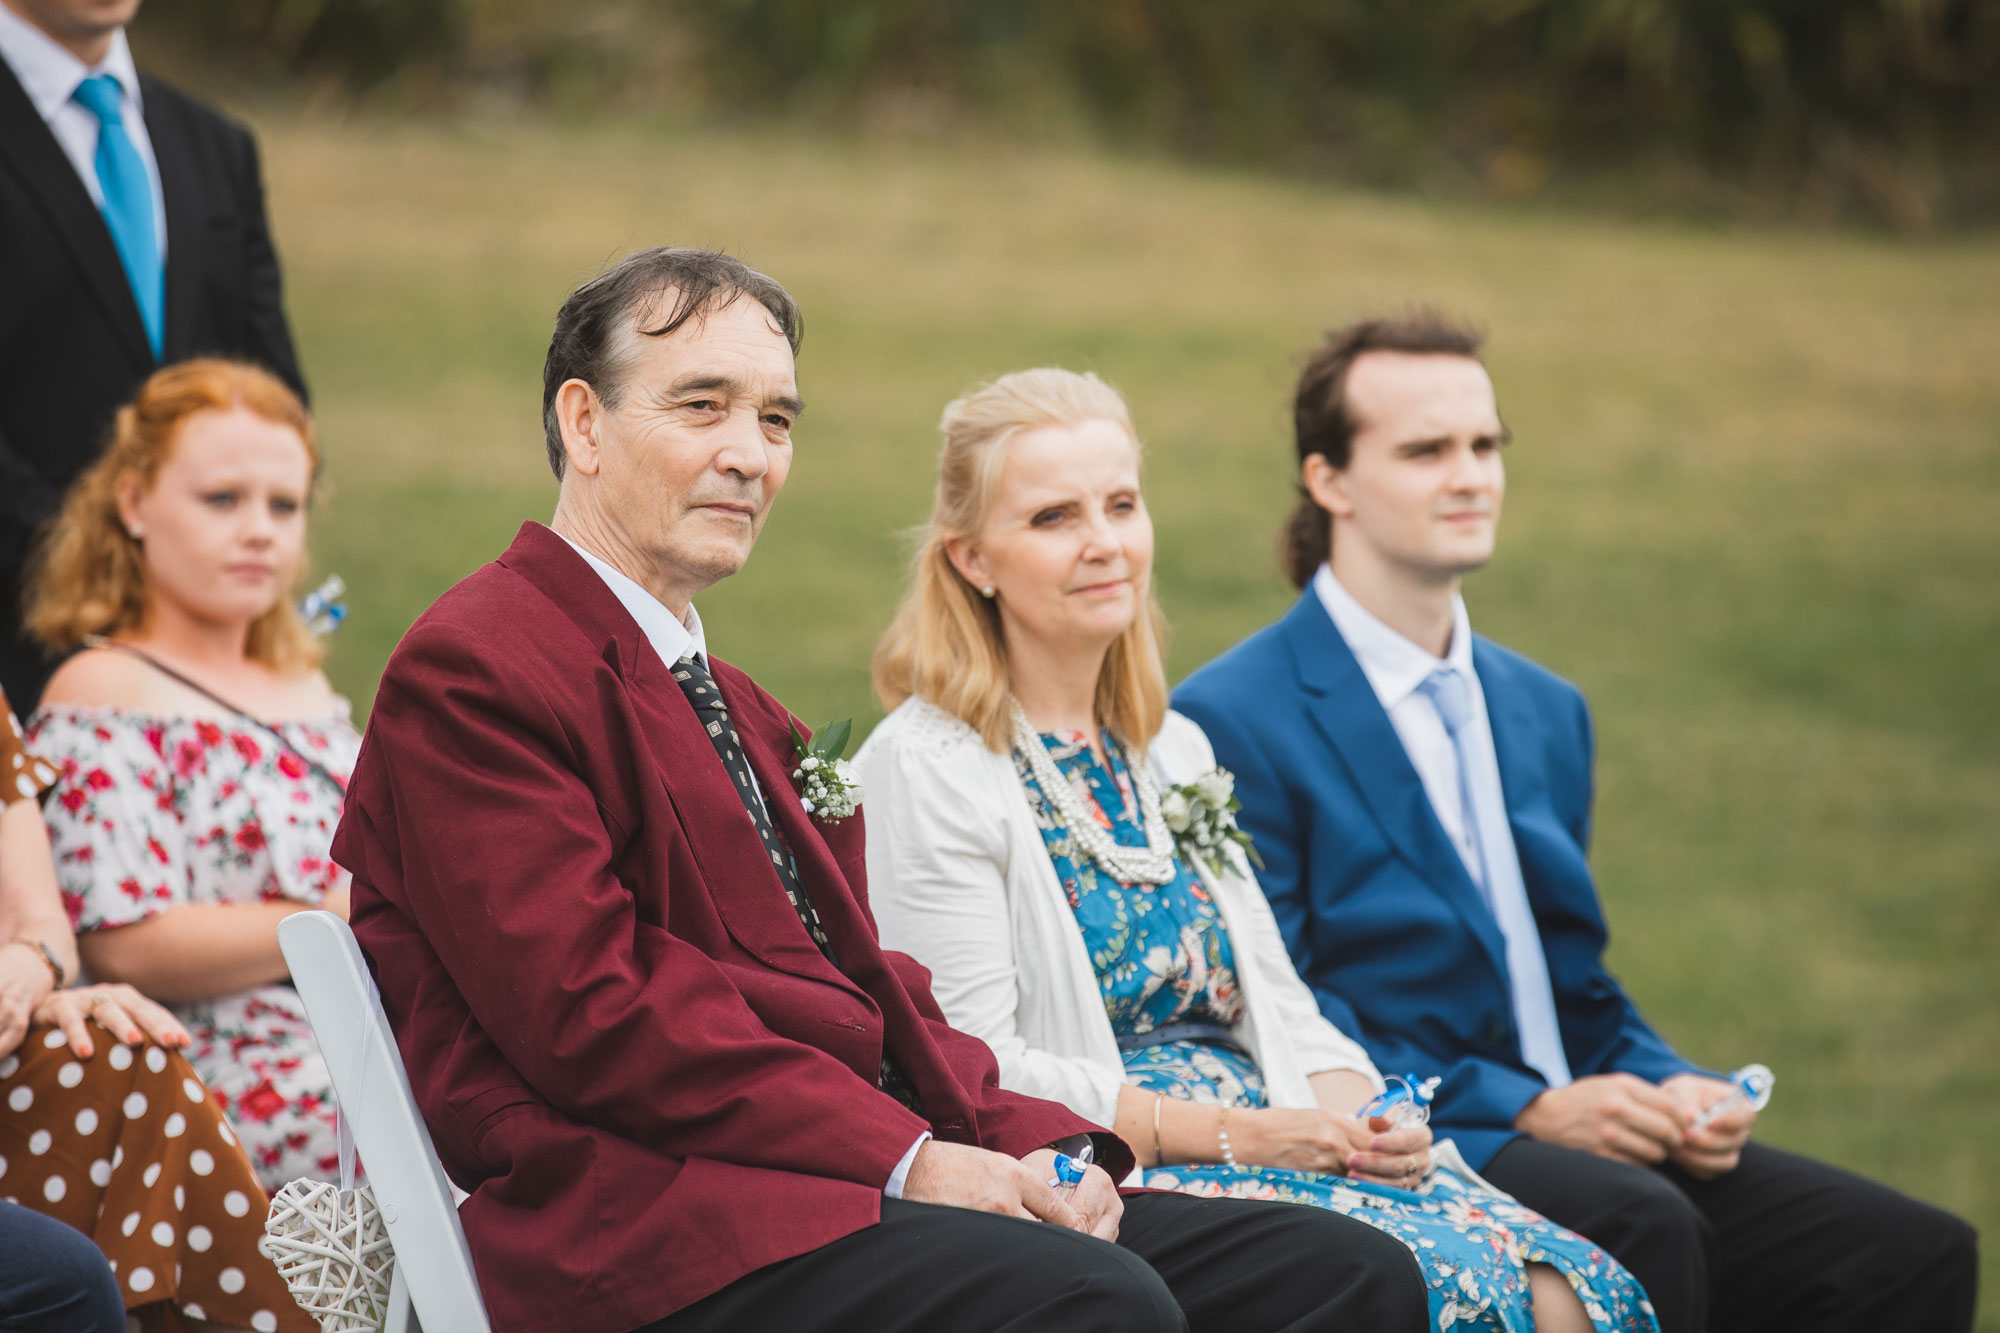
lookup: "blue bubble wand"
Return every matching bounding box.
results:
[1355,1073,1442,1128]
[1692,1063,1775,1130]
[1049,1140,1094,1202]
[300,575,349,637]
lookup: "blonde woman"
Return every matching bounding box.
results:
[25,359,356,1192]
[855,368,1658,1333]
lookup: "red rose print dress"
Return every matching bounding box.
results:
[29,704,361,1193]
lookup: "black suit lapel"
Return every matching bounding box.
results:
[140,75,200,363]
[0,59,152,368]
[1279,591,1513,988]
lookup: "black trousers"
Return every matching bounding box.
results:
[641,1191,1429,1333]
[1483,1138,1978,1333]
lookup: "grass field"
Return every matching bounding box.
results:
[253,112,1999,1319]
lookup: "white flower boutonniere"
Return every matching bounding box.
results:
[790,718,863,822]
[1161,766,1263,878]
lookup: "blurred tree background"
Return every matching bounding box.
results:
[137,0,1998,230]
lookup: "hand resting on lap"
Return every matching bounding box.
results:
[902,1139,1123,1242]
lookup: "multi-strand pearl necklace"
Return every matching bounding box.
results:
[1010,701,1178,886]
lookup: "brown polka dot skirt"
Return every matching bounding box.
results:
[0,1026,312,1333]
[1,690,59,807]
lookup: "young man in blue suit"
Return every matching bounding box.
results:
[1173,315,1977,1333]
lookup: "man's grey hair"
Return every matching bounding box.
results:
[540,248,804,479]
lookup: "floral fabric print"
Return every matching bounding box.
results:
[1,689,59,806]
[1017,733,1659,1333]
[1013,731,1243,1036]
[29,705,360,1192]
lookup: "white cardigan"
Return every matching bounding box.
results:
[856,697,1384,1136]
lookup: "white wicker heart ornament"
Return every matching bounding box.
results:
[261,1178,396,1332]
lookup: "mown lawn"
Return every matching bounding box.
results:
[255,113,1998,1320]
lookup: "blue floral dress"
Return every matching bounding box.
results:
[1016,731,1659,1333]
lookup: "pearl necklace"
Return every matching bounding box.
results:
[1010,702,1178,886]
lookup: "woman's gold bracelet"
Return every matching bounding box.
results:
[1152,1092,1166,1166]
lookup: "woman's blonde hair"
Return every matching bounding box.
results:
[872,368,1169,752]
[25,359,324,673]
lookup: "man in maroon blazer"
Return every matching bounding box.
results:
[332,248,1427,1333]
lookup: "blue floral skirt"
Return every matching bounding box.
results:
[1127,1041,1659,1333]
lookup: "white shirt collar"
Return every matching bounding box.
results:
[554,531,708,670]
[1312,564,1474,709]
[0,8,141,123]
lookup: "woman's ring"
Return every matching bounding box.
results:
[88,992,110,1009]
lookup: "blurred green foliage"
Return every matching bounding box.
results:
[137,0,1999,228]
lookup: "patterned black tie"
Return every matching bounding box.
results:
[670,654,922,1113]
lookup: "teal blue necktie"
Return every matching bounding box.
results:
[71,73,163,361]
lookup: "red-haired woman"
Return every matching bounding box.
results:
[25,359,357,1193]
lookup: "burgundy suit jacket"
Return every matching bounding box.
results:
[332,523,1127,1333]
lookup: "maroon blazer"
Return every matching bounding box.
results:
[332,523,1127,1333]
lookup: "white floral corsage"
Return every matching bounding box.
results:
[1160,767,1263,878]
[790,718,862,822]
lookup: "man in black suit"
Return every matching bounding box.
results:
[0,0,305,706]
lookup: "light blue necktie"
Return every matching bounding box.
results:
[1417,667,1574,1088]
[72,73,163,361]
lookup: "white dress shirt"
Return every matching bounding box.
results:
[1313,565,1573,1088]
[557,531,929,1195]
[0,6,167,262]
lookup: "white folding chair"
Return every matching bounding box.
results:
[278,909,493,1333]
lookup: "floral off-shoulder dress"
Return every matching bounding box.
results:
[1016,731,1660,1333]
[29,704,360,1192]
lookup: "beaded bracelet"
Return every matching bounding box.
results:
[1217,1105,1238,1168]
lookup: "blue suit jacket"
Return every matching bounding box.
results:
[1174,591,1704,1169]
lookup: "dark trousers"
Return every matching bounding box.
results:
[0,1201,124,1333]
[1483,1137,1978,1333]
[642,1191,1429,1333]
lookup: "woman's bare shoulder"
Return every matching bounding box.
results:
[37,647,158,711]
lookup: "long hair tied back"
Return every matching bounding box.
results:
[25,358,323,673]
[871,367,1169,752]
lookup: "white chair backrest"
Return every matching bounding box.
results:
[278,909,492,1333]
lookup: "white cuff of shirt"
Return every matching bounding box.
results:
[884,1131,931,1198]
